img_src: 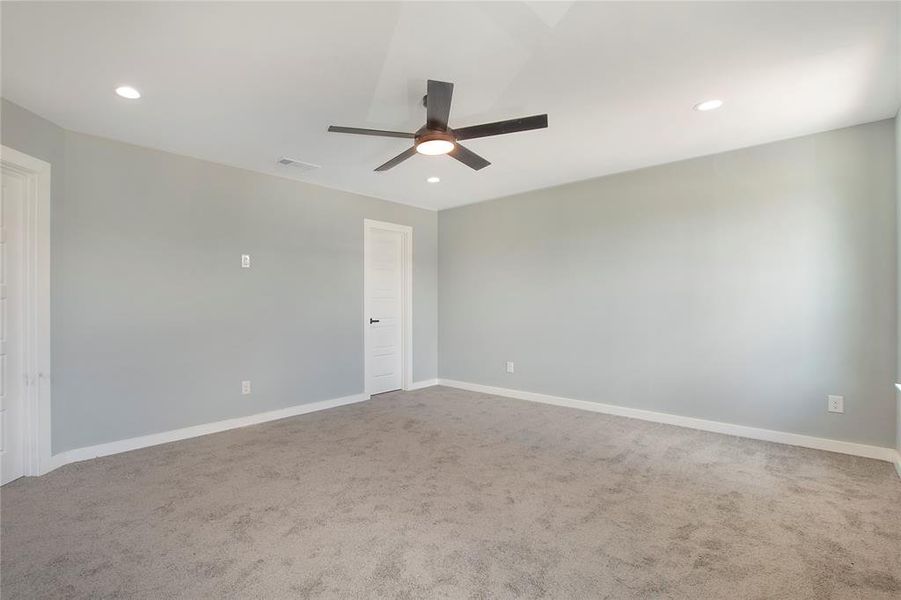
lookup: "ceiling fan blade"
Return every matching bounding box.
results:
[374,146,417,171]
[449,144,490,171]
[454,114,548,141]
[328,126,415,139]
[426,80,454,131]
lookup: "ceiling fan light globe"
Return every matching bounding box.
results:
[416,139,455,155]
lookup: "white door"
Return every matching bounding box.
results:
[365,225,405,395]
[1,166,25,485]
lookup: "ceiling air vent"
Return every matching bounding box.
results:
[277,156,320,172]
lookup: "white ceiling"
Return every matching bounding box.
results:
[2,1,898,210]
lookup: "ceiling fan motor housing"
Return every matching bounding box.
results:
[417,130,455,146]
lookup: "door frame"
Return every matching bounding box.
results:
[363,219,413,395]
[0,146,51,478]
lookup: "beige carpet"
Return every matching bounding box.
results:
[2,386,899,599]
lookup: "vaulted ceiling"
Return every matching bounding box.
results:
[2,1,898,209]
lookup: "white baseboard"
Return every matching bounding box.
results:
[407,379,439,391]
[46,392,370,473]
[437,379,898,464]
[41,382,901,481]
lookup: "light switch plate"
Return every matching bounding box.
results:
[241,254,251,268]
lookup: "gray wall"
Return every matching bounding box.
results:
[3,96,897,454]
[897,110,901,457]
[439,120,897,448]
[2,99,438,454]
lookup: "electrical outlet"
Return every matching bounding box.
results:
[506,361,515,374]
[241,254,251,268]
[827,395,844,414]
[242,380,251,395]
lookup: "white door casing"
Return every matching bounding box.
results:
[1,165,25,484]
[0,146,51,481]
[363,219,412,395]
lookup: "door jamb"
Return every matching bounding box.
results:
[0,146,51,477]
[363,219,413,395]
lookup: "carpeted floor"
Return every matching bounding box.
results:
[2,386,900,599]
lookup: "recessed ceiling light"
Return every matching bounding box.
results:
[115,86,141,100]
[694,99,723,112]
[427,176,440,183]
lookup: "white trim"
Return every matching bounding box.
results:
[363,219,413,393]
[0,146,52,477]
[436,379,898,463]
[47,392,369,471]
[894,385,900,479]
[407,379,438,391]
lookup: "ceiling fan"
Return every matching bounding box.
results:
[328,79,548,172]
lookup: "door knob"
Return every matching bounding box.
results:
[370,318,380,324]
